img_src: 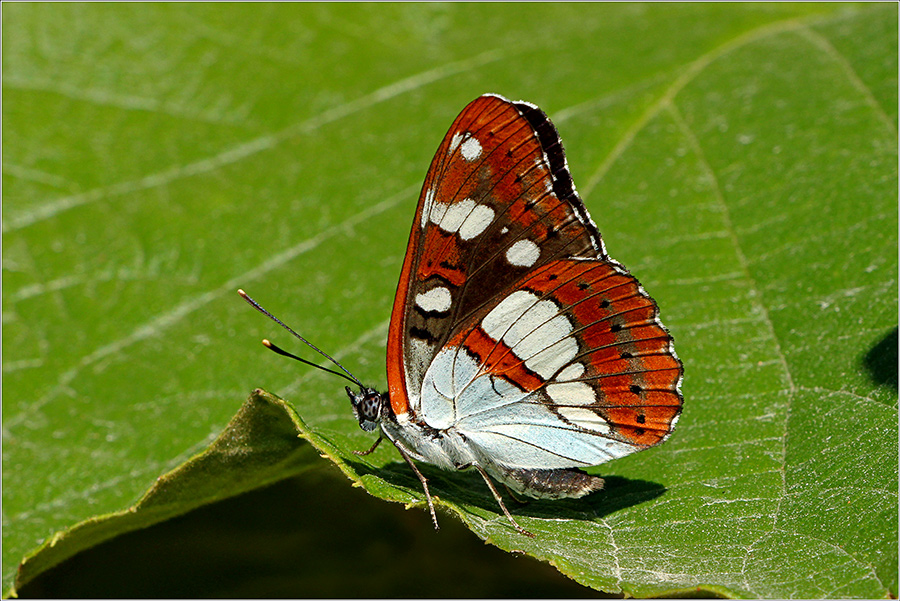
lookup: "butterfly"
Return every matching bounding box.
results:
[241,93,683,537]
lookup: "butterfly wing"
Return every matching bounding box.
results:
[387,94,682,468]
[427,258,683,469]
[388,95,602,410]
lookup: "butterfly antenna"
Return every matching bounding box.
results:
[238,289,364,388]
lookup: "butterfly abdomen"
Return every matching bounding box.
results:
[491,465,605,500]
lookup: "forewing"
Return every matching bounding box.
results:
[387,94,606,415]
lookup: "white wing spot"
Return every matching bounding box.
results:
[557,406,611,434]
[482,290,537,342]
[449,132,465,154]
[481,290,577,379]
[506,239,540,267]
[547,381,596,406]
[420,187,436,229]
[483,291,551,347]
[525,336,578,379]
[415,287,452,313]
[458,204,495,240]
[557,363,585,381]
[430,198,494,240]
[432,198,473,232]
[460,136,482,161]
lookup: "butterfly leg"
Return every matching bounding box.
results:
[473,465,535,538]
[389,439,440,531]
[353,435,383,456]
[501,482,530,505]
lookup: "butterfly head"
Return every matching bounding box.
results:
[347,386,389,432]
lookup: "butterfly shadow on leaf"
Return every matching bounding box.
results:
[346,454,667,529]
[863,326,898,394]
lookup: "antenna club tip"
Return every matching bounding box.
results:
[262,339,273,348]
[237,288,247,297]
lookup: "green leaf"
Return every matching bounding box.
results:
[12,391,599,598]
[12,391,317,595]
[4,3,896,598]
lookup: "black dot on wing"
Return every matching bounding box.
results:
[630,384,642,394]
[610,323,622,332]
[577,282,590,290]
[620,350,634,359]
[636,414,646,424]
[599,298,611,308]
[548,274,558,281]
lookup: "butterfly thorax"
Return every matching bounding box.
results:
[347,385,479,471]
[382,410,481,472]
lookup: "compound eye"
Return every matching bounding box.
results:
[362,394,382,420]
